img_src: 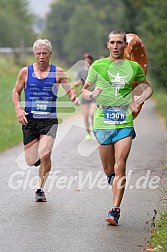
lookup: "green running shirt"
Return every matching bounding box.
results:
[86,58,146,129]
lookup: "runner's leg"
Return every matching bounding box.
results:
[38,135,55,189]
[24,139,39,166]
[89,102,96,128]
[98,144,115,176]
[113,136,132,207]
[82,103,90,134]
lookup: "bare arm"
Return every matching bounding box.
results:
[82,82,103,100]
[56,67,80,105]
[74,79,85,87]
[130,79,153,114]
[12,67,28,125]
[133,79,153,105]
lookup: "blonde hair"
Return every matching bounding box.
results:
[33,39,52,53]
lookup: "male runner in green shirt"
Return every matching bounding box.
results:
[82,30,153,225]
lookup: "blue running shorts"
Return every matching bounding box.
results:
[93,127,136,145]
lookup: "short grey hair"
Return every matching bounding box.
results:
[33,39,52,53]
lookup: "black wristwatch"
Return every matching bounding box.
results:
[81,79,85,84]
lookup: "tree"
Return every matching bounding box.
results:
[45,0,77,60]
[63,3,103,63]
[45,0,167,88]
[0,0,36,47]
[45,0,126,62]
[136,0,167,88]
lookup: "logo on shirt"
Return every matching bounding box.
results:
[107,71,129,97]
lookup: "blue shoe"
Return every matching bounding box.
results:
[106,207,120,225]
[107,173,115,185]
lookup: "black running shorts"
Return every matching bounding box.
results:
[22,116,58,145]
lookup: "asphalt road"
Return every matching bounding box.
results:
[0,99,167,252]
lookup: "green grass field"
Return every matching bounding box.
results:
[152,90,167,128]
[0,56,21,151]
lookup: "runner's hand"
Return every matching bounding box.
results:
[15,107,28,125]
[71,96,80,106]
[91,87,103,99]
[134,95,145,106]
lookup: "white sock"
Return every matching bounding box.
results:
[37,187,43,192]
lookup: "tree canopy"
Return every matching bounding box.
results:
[0,0,166,88]
[44,0,167,88]
[0,0,36,47]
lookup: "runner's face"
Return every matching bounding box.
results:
[34,46,52,67]
[107,34,127,60]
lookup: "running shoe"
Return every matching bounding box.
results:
[106,207,120,225]
[107,173,115,186]
[85,133,91,140]
[33,159,41,167]
[35,189,47,202]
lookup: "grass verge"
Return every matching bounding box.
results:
[152,89,167,128]
[146,211,167,252]
[145,87,167,252]
[0,56,22,151]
